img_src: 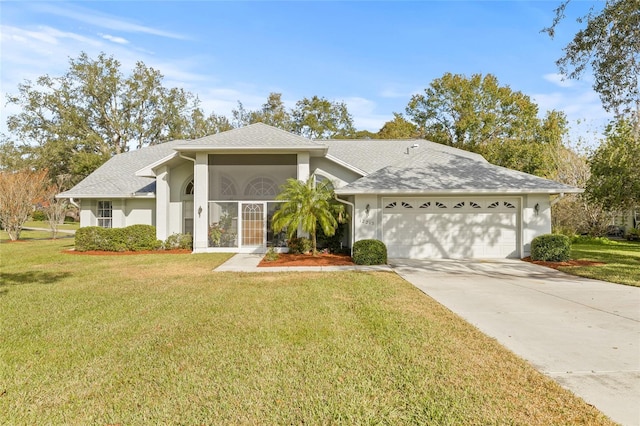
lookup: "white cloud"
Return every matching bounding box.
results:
[32,3,188,40]
[543,73,575,88]
[100,34,129,45]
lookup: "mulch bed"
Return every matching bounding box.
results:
[258,252,354,267]
[522,256,605,269]
[64,249,191,256]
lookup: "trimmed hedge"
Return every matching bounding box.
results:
[75,225,161,252]
[353,239,387,265]
[530,234,571,262]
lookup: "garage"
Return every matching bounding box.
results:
[382,197,520,259]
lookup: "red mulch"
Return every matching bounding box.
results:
[258,252,354,267]
[522,256,605,269]
[64,249,191,256]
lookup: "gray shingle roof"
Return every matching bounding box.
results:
[323,139,485,175]
[334,148,581,195]
[177,122,327,150]
[58,139,185,198]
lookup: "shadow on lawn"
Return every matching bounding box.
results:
[0,271,72,295]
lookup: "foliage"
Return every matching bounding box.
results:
[75,225,161,252]
[263,246,280,261]
[4,52,224,183]
[209,212,236,247]
[377,113,418,139]
[352,239,388,265]
[286,237,312,254]
[404,73,564,176]
[543,0,640,117]
[531,234,571,261]
[627,227,640,241]
[0,169,48,240]
[42,175,71,239]
[586,118,640,212]
[316,222,346,253]
[272,177,342,255]
[30,210,47,221]
[163,233,193,250]
[292,96,355,139]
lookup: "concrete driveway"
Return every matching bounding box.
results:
[390,259,640,426]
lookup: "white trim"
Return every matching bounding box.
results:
[336,188,583,195]
[324,154,367,176]
[135,152,179,177]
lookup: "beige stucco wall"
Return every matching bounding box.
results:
[522,194,552,256]
[310,157,362,188]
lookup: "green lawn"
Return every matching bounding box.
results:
[561,238,640,287]
[0,239,613,424]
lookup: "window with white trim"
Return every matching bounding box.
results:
[97,201,112,228]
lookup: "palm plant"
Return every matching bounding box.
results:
[272,176,343,255]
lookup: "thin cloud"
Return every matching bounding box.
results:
[33,3,189,40]
[100,34,129,45]
[543,73,575,88]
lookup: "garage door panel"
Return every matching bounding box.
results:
[382,197,519,259]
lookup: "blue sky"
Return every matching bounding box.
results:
[1,1,610,143]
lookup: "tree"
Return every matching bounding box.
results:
[543,0,640,119]
[42,176,71,239]
[405,73,541,151]
[186,108,233,139]
[291,96,355,139]
[5,52,200,182]
[377,113,418,139]
[405,73,564,176]
[586,117,640,212]
[271,176,340,255]
[0,169,48,241]
[249,93,293,130]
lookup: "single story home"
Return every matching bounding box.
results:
[58,123,581,259]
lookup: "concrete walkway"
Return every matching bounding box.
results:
[23,226,76,235]
[390,258,640,426]
[213,253,393,273]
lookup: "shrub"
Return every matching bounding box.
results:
[352,239,387,265]
[164,233,193,250]
[531,234,571,262]
[74,225,161,252]
[264,247,279,262]
[30,210,47,221]
[287,237,311,254]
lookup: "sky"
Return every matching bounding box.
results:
[0,0,611,145]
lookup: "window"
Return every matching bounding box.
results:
[419,202,431,209]
[503,201,516,209]
[220,176,237,198]
[185,179,194,195]
[244,177,277,198]
[453,201,465,209]
[384,202,397,209]
[401,201,413,208]
[469,201,481,209]
[97,201,112,228]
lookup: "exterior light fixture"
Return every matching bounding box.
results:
[365,204,370,215]
[534,203,539,216]
[198,206,203,217]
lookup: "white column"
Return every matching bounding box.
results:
[193,152,210,251]
[155,166,170,241]
[297,152,310,182]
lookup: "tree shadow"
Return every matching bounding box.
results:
[0,271,72,295]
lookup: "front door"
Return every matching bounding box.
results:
[242,203,264,247]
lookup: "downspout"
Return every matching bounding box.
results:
[334,194,355,256]
[69,198,79,209]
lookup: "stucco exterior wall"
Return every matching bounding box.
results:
[522,194,551,256]
[353,194,379,242]
[78,198,155,228]
[310,157,362,188]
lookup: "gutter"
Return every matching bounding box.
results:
[334,194,355,256]
[69,198,79,208]
[550,192,566,207]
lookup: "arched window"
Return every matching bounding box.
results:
[220,176,237,198]
[244,177,277,198]
[185,179,194,195]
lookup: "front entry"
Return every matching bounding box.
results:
[242,203,264,247]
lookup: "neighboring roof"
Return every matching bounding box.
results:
[335,148,582,195]
[57,139,186,199]
[322,138,486,175]
[175,122,327,155]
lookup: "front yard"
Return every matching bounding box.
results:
[0,235,613,424]
[560,238,640,287]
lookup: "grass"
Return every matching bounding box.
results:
[0,239,613,424]
[560,238,640,287]
[23,220,80,231]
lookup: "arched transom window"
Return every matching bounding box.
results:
[220,176,237,198]
[244,177,277,197]
[185,179,194,195]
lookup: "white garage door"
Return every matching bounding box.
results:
[382,197,519,259]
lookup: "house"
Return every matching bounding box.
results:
[58,123,581,259]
